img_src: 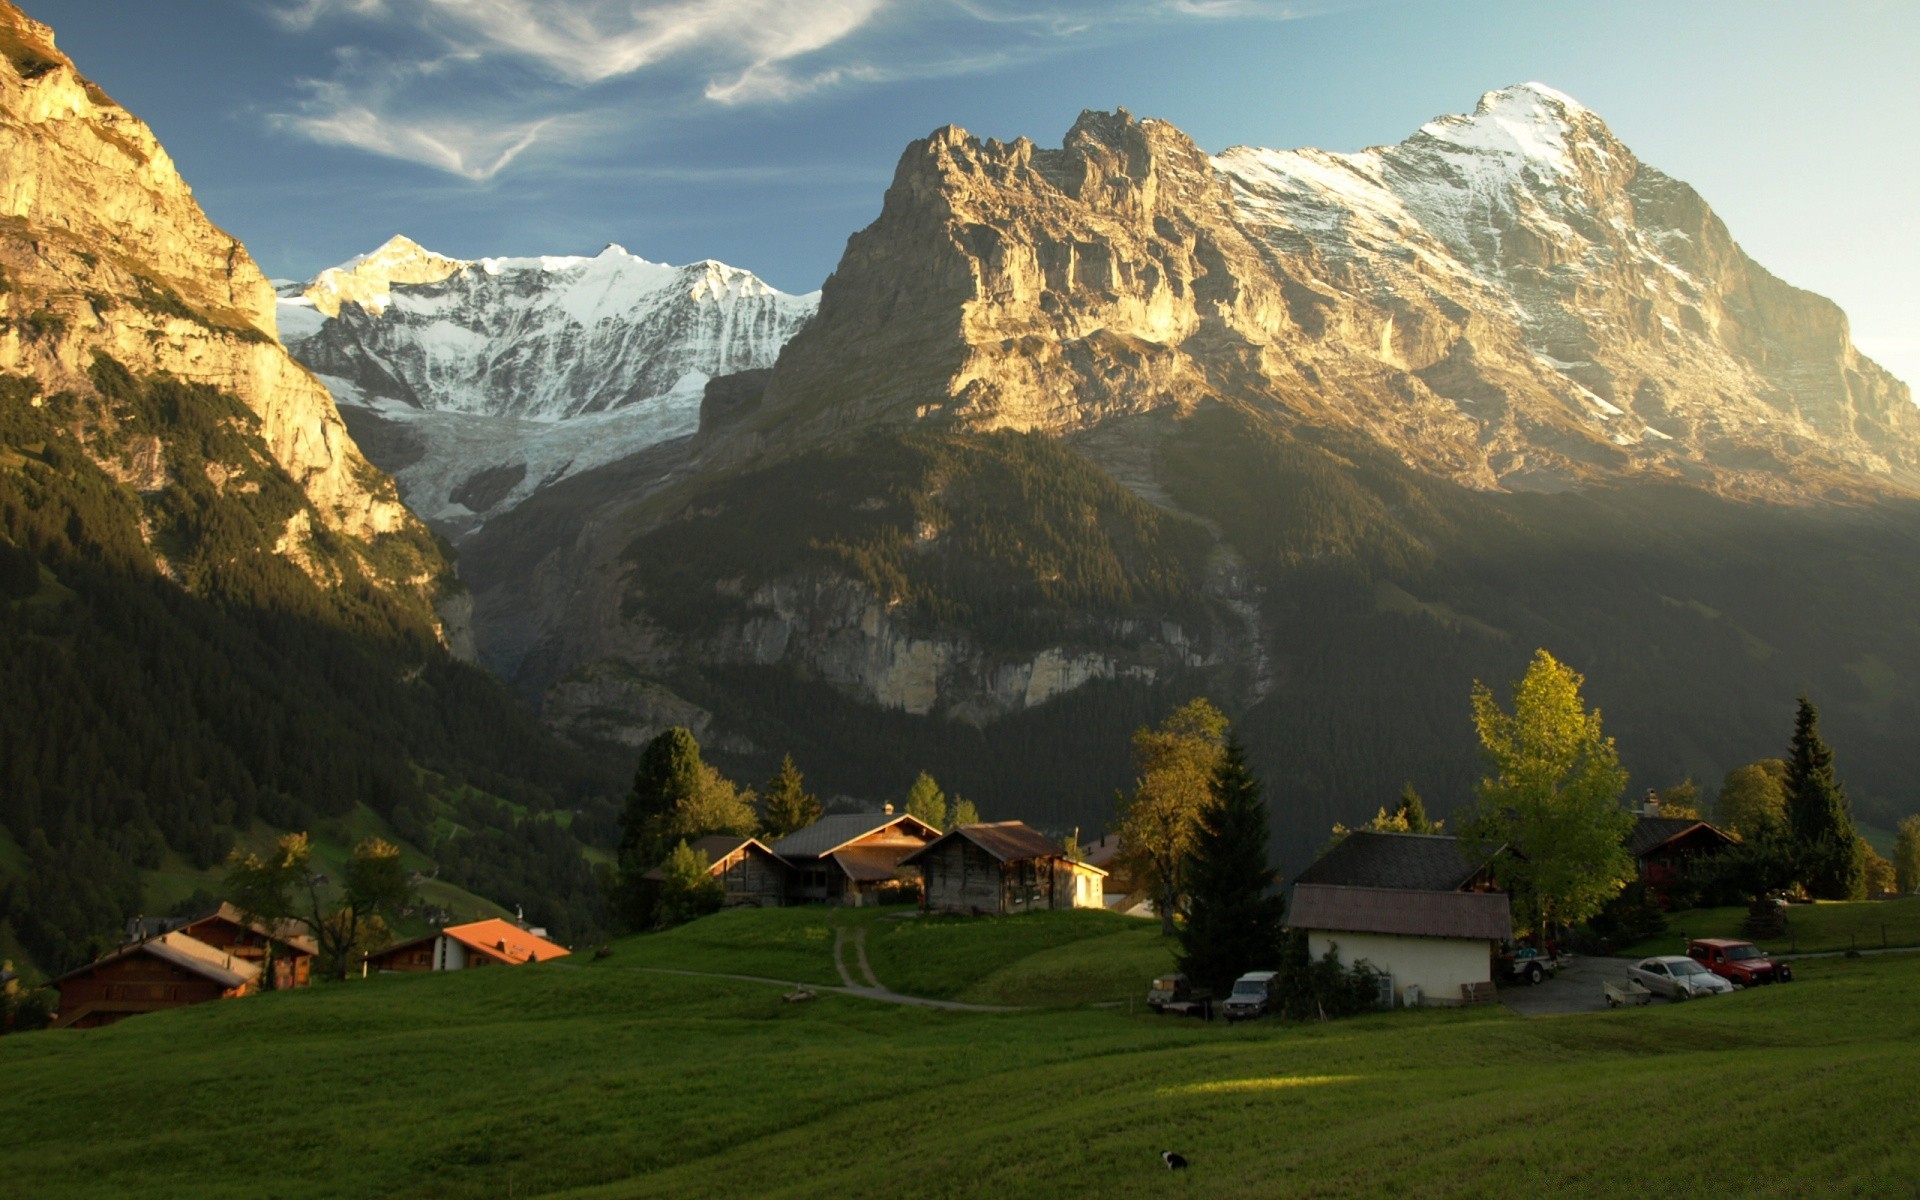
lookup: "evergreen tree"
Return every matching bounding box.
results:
[1177,738,1285,995]
[1394,783,1439,833]
[616,728,707,928]
[760,754,822,840]
[1784,696,1866,900]
[904,771,948,831]
[655,840,724,928]
[948,796,981,830]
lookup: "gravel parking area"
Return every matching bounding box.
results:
[1500,955,1669,1017]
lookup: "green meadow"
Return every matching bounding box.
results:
[1618,895,1920,959]
[2,908,1914,1199]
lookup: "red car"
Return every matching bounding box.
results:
[1687,938,1793,986]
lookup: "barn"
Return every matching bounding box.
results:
[902,822,1106,916]
[644,835,791,907]
[50,932,260,1029]
[1288,831,1511,1007]
[177,902,318,989]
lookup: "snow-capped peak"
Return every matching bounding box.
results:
[1416,82,1596,176]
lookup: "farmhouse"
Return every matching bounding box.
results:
[1289,831,1511,1007]
[50,931,260,1029]
[177,902,318,989]
[1629,796,1736,905]
[902,822,1107,915]
[644,835,791,908]
[770,812,941,905]
[365,918,570,973]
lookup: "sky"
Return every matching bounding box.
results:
[22,1,1920,386]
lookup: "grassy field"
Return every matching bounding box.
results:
[1619,895,1920,958]
[2,908,1916,1198]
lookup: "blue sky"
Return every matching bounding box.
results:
[24,1,1920,385]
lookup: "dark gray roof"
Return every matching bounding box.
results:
[1628,816,1735,859]
[1294,831,1493,891]
[1290,883,1512,942]
[901,821,1065,867]
[770,813,937,860]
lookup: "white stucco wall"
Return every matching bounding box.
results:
[1307,931,1493,1007]
[434,936,470,971]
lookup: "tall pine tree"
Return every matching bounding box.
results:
[1784,695,1866,900]
[1177,737,1286,995]
[616,728,706,928]
[761,754,822,840]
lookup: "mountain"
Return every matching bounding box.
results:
[0,4,623,974]
[458,88,1920,867]
[279,237,816,536]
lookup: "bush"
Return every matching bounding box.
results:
[1273,929,1383,1020]
[1584,882,1668,951]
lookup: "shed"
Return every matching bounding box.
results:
[643,835,791,907]
[903,822,1107,916]
[51,932,261,1029]
[770,812,941,905]
[177,902,318,989]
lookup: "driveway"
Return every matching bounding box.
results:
[1500,955,1662,1017]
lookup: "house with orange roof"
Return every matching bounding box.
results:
[365,918,569,974]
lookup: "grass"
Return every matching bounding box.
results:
[0,913,1914,1199]
[1620,895,1920,958]
[864,907,1169,1003]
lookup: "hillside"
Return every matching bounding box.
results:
[0,3,628,976]
[1,908,1914,1198]
[455,89,1920,867]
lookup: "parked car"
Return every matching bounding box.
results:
[1496,944,1561,985]
[1627,955,1735,999]
[1221,971,1279,1022]
[1147,973,1214,1018]
[1687,938,1793,986]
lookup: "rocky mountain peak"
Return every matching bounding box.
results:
[300,234,471,319]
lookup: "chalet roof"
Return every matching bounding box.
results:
[1629,816,1735,859]
[833,843,919,883]
[641,835,790,882]
[1082,834,1124,871]
[442,919,569,964]
[1294,831,1495,892]
[55,932,262,990]
[770,813,938,860]
[184,902,320,956]
[1289,883,1512,942]
[901,822,1108,874]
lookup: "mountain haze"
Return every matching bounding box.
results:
[460,89,1920,866]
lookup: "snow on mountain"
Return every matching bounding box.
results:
[279,238,817,536]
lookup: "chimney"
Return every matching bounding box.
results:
[1643,789,1661,817]
[883,802,894,815]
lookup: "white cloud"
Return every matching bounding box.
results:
[264,0,1358,178]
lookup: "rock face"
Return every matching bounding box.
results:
[740,87,1918,498]
[280,237,816,536]
[0,5,451,633]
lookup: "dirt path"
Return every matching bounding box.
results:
[631,964,1021,1013]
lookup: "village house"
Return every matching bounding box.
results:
[644,835,792,907]
[176,902,318,989]
[364,918,569,974]
[902,821,1107,915]
[1288,830,1511,1008]
[1628,793,1737,906]
[50,931,261,1029]
[769,811,941,905]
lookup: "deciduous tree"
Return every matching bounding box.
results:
[1178,738,1285,994]
[1784,696,1865,900]
[655,840,724,928]
[1115,697,1229,936]
[1896,815,1920,896]
[1459,650,1633,944]
[223,833,412,981]
[1714,760,1789,840]
[615,728,755,927]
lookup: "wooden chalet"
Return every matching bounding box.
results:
[366,918,570,974]
[1629,802,1737,906]
[1289,831,1511,1007]
[643,835,791,908]
[903,822,1106,916]
[51,932,260,1029]
[177,902,318,989]
[769,812,941,905]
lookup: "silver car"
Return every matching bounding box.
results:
[1628,955,1736,999]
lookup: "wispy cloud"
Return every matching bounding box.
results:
[262,0,1358,178]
